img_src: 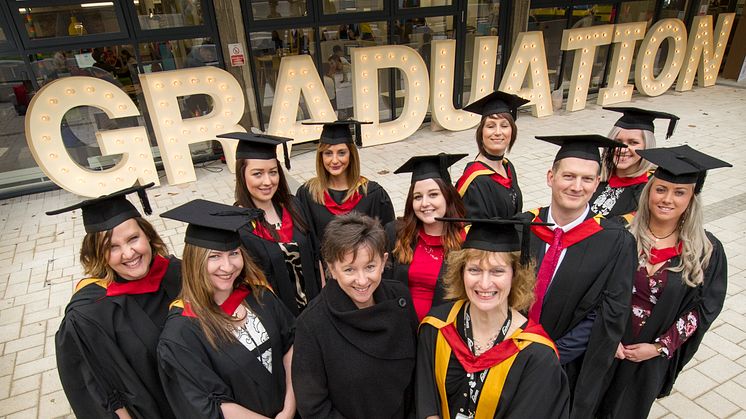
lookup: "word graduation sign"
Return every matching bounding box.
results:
[26,14,734,197]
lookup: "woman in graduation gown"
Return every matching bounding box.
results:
[50,183,181,419]
[455,91,529,219]
[417,217,569,419]
[597,146,730,419]
[158,199,296,419]
[293,213,419,418]
[220,131,321,316]
[591,107,679,222]
[296,120,395,242]
[385,153,467,321]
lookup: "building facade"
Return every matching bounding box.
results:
[0,0,741,198]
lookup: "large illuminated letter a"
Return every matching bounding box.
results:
[498,32,552,117]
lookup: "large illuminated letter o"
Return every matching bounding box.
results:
[634,19,687,96]
[25,77,158,197]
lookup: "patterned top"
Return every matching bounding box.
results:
[630,264,699,358]
[233,305,273,372]
[591,184,624,216]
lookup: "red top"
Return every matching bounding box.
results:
[608,173,650,188]
[408,230,445,321]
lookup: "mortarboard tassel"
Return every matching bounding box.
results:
[666,118,678,139]
[136,187,153,216]
[353,123,363,148]
[282,142,291,170]
[439,153,452,184]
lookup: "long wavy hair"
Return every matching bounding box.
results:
[305,142,368,204]
[393,178,465,264]
[629,179,712,287]
[443,249,536,312]
[600,126,656,181]
[475,113,518,156]
[180,244,269,349]
[80,217,169,282]
[234,157,308,237]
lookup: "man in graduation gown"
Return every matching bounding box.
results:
[525,135,637,419]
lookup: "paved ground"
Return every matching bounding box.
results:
[0,84,745,418]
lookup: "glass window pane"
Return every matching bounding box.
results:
[18,3,121,39]
[134,0,204,29]
[618,0,656,24]
[323,0,383,14]
[320,22,387,120]
[464,0,502,104]
[250,0,308,20]
[399,0,451,8]
[0,26,7,42]
[559,5,614,90]
[659,0,690,19]
[249,28,316,123]
[529,7,568,89]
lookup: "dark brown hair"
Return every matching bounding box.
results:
[475,113,518,156]
[321,213,386,268]
[393,178,465,264]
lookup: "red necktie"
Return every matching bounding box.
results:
[529,228,564,323]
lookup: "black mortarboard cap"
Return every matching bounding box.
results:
[46,182,155,233]
[160,199,264,251]
[394,153,468,184]
[302,120,373,147]
[535,134,626,163]
[218,131,293,170]
[637,145,731,194]
[437,215,552,266]
[462,90,530,120]
[604,107,680,139]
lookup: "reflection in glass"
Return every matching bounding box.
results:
[0,26,7,42]
[529,7,568,89]
[398,0,451,7]
[320,22,387,119]
[465,0,502,104]
[559,5,613,91]
[618,0,656,24]
[659,0,690,19]
[18,3,121,39]
[249,28,316,124]
[323,0,383,14]
[134,0,204,29]
[250,0,308,20]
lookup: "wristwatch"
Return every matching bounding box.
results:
[654,343,666,358]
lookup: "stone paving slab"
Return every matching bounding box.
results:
[1,85,745,418]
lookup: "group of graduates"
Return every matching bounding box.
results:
[50,90,730,419]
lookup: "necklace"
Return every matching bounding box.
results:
[481,151,504,161]
[647,224,677,242]
[470,308,512,356]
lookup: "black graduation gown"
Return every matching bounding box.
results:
[384,220,447,307]
[296,180,396,242]
[458,160,523,219]
[590,181,647,220]
[416,302,570,419]
[157,289,295,419]
[292,278,418,419]
[527,207,636,419]
[55,256,182,419]
[597,232,727,419]
[239,197,321,316]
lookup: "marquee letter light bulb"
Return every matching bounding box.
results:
[676,13,735,91]
[598,21,647,106]
[140,67,244,185]
[265,54,335,150]
[498,32,552,117]
[352,45,429,146]
[561,24,614,111]
[634,18,687,96]
[25,76,158,197]
[431,37,498,131]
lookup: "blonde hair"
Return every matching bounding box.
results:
[180,244,269,348]
[443,249,536,311]
[80,217,169,282]
[629,179,712,287]
[306,142,368,203]
[601,126,656,181]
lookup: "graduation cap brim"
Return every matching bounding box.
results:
[302,120,373,146]
[462,91,530,120]
[604,106,680,139]
[437,216,553,265]
[638,145,731,190]
[218,132,293,170]
[394,153,468,183]
[160,199,264,251]
[45,182,155,233]
[535,134,626,163]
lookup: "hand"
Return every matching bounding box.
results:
[622,343,660,363]
[614,343,625,360]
